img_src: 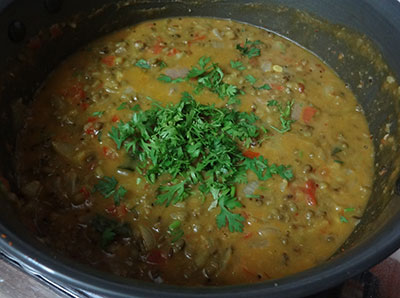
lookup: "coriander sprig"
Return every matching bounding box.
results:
[230,60,246,71]
[92,214,131,248]
[168,220,184,243]
[93,176,127,206]
[267,100,295,133]
[135,59,151,69]
[236,39,262,58]
[157,56,242,104]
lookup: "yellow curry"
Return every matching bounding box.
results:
[16,17,374,285]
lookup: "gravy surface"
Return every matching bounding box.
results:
[16,17,374,285]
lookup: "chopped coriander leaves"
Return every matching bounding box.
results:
[117,102,128,110]
[340,215,349,223]
[169,220,181,230]
[227,96,241,105]
[267,100,278,106]
[135,59,151,69]
[331,147,343,156]
[246,194,261,199]
[168,220,184,243]
[344,208,355,212]
[187,55,211,77]
[92,111,105,117]
[217,197,244,232]
[130,104,141,112]
[158,56,242,104]
[145,96,160,103]
[156,180,188,207]
[108,126,124,150]
[93,176,117,197]
[108,92,293,232]
[101,228,116,248]
[236,39,262,59]
[114,186,127,206]
[157,74,185,83]
[245,74,257,85]
[108,119,137,150]
[243,156,293,181]
[158,60,167,69]
[268,100,295,133]
[230,60,246,71]
[92,215,131,248]
[188,56,241,102]
[255,83,271,90]
[93,176,127,206]
[332,147,344,163]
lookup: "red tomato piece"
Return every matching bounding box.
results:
[87,116,98,123]
[102,146,117,159]
[302,106,317,124]
[243,150,260,159]
[152,44,163,54]
[49,24,62,38]
[146,249,166,265]
[85,127,95,135]
[270,83,284,91]
[63,84,86,102]
[243,232,253,239]
[79,186,91,199]
[152,37,165,54]
[81,102,89,111]
[116,205,128,217]
[192,34,206,41]
[167,48,180,56]
[102,146,110,156]
[101,55,116,67]
[188,34,207,46]
[301,179,317,206]
[105,204,128,218]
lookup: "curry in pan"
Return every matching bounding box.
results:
[16,17,373,285]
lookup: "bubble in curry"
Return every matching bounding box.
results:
[16,17,374,285]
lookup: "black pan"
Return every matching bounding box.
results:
[0,1,400,297]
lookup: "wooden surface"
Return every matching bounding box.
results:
[0,257,64,298]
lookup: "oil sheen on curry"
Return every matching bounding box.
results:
[16,18,374,285]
